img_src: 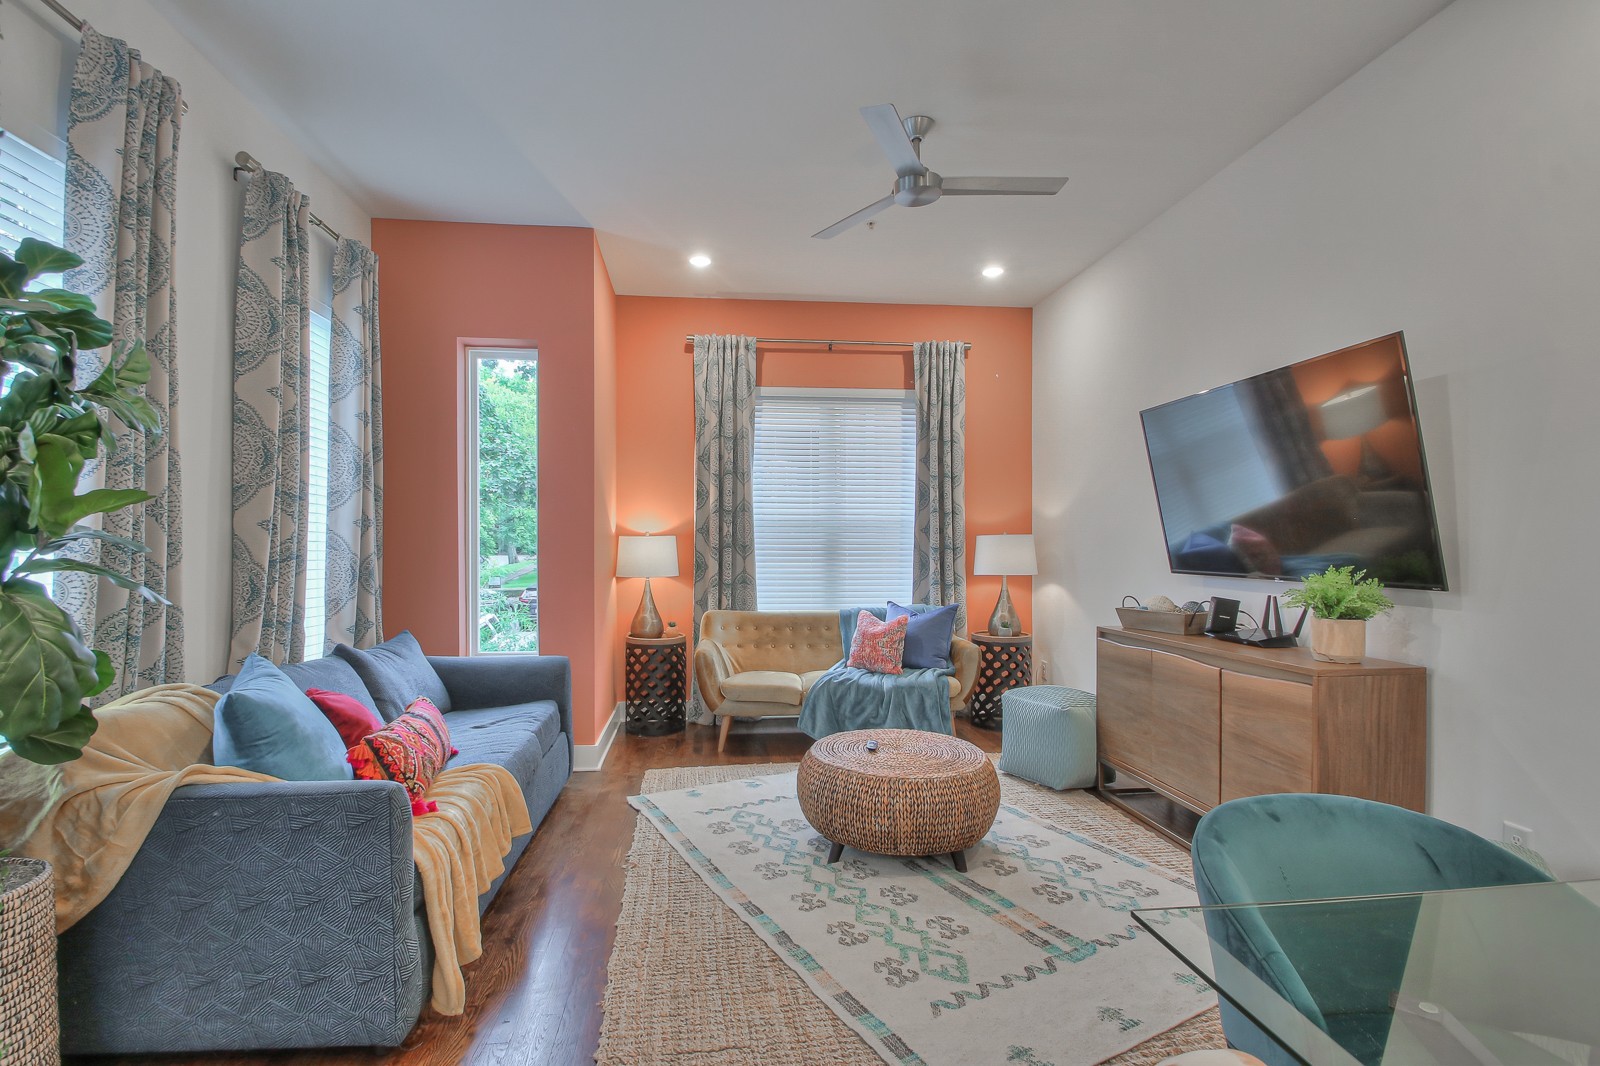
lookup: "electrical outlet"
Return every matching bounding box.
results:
[1502,821,1535,850]
[1038,660,1050,683]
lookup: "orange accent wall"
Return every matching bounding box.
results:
[372,220,618,746]
[613,296,1034,699]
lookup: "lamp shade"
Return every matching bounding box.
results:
[973,534,1037,576]
[1319,384,1387,440]
[617,535,679,578]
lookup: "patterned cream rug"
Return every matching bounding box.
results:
[599,762,1225,1066]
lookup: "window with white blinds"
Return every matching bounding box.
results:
[0,129,67,281]
[2,130,68,601]
[301,308,333,659]
[752,387,917,610]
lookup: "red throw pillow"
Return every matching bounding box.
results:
[1229,523,1283,576]
[305,688,383,748]
[847,611,908,675]
[347,697,455,815]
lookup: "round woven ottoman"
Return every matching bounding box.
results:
[797,728,1000,872]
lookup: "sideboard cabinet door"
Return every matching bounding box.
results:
[1220,670,1314,801]
[1096,640,1153,773]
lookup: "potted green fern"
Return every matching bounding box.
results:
[1281,565,1394,663]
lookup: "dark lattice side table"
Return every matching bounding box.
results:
[624,635,687,736]
[967,633,1033,730]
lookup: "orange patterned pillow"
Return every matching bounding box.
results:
[847,611,908,674]
[347,697,455,815]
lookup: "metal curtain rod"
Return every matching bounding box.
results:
[37,0,189,113]
[231,152,342,241]
[683,335,971,353]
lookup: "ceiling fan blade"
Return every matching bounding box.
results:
[941,176,1069,196]
[859,104,926,178]
[812,194,897,239]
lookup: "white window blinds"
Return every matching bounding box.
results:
[0,129,67,273]
[752,387,917,610]
[301,308,333,659]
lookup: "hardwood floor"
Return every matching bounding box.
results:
[78,719,1001,1066]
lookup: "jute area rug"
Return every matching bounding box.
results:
[598,762,1224,1065]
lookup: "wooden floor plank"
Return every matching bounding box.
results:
[73,719,1001,1066]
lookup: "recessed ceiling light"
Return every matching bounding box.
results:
[688,253,712,268]
[981,264,1005,279]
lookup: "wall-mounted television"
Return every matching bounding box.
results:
[1139,332,1448,591]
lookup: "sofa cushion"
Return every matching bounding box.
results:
[887,601,958,670]
[847,611,907,674]
[335,631,452,720]
[306,687,384,748]
[212,655,353,781]
[348,698,455,815]
[209,655,384,722]
[446,701,563,787]
[799,670,829,696]
[721,670,804,706]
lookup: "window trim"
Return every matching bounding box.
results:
[463,343,539,655]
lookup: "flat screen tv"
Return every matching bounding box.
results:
[1140,332,1448,591]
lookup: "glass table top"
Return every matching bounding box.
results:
[1133,879,1600,1066]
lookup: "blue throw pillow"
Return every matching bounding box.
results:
[212,654,354,781]
[887,601,959,670]
[333,630,452,721]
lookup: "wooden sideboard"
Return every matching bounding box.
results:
[1094,627,1427,842]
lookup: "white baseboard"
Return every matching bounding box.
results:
[574,702,624,771]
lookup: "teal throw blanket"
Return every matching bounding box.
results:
[797,608,956,739]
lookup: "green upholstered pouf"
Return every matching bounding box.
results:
[997,685,1097,790]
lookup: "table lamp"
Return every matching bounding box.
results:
[973,534,1036,637]
[618,534,679,638]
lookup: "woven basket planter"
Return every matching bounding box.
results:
[1,858,60,1066]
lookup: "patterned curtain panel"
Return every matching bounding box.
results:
[690,333,758,723]
[59,25,186,697]
[913,340,969,633]
[229,171,311,666]
[324,239,384,652]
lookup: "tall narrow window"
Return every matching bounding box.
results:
[302,307,333,658]
[752,387,917,609]
[467,348,538,654]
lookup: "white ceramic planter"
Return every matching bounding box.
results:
[1310,617,1366,663]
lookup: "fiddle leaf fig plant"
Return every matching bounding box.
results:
[1281,565,1394,622]
[0,238,165,764]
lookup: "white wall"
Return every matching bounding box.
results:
[1,0,371,681]
[1032,0,1600,876]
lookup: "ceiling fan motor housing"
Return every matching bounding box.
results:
[895,171,943,207]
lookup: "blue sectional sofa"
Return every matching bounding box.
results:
[56,641,573,1056]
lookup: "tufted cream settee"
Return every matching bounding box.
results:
[694,610,981,752]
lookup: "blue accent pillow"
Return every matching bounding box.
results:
[212,654,353,780]
[1173,531,1246,574]
[333,630,452,721]
[886,601,959,670]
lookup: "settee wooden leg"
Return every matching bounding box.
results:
[718,714,733,753]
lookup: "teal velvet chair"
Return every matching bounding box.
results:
[1191,794,1553,1066]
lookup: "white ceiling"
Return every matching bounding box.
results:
[149,0,1448,307]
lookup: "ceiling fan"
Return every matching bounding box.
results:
[812,103,1069,239]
